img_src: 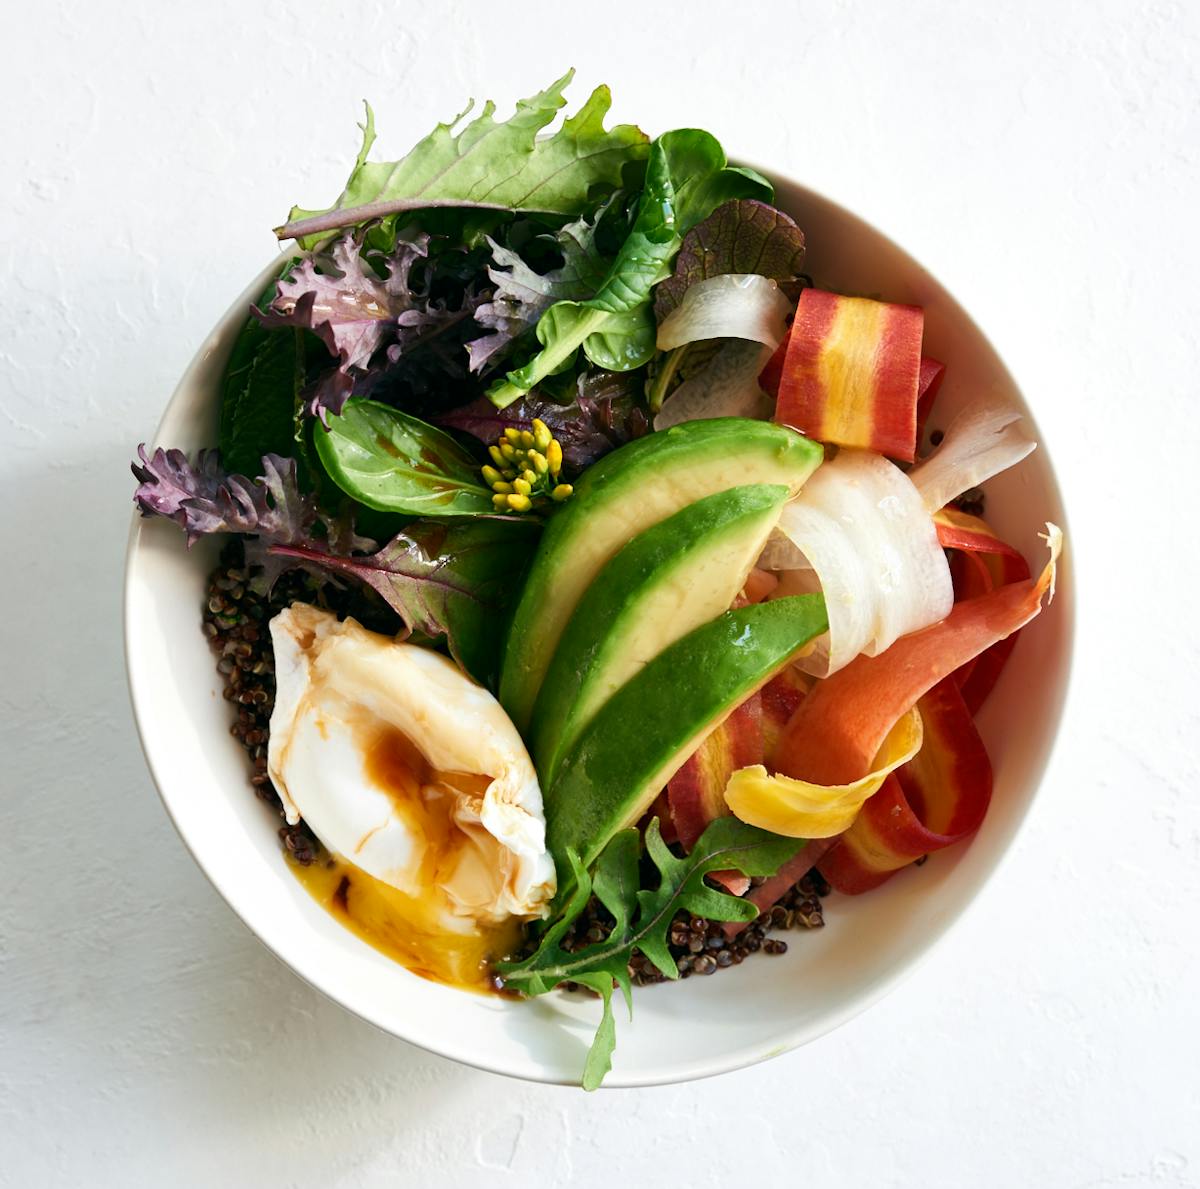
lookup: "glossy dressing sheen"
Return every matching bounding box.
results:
[289,724,523,992]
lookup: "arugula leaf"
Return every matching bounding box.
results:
[498,817,803,1090]
[278,71,649,249]
[315,400,494,517]
[271,518,540,686]
[487,130,773,407]
[653,199,806,320]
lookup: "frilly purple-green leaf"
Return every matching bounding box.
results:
[131,446,374,588]
[269,517,539,686]
[653,199,806,321]
[255,233,474,422]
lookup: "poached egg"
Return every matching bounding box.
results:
[267,604,556,948]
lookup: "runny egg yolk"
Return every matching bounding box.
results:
[292,725,523,992]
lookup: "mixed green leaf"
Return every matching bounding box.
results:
[486,131,773,408]
[131,73,831,1091]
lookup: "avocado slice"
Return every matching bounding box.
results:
[530,484,790,785]
[499,419,824,733]
[544,594,828,896]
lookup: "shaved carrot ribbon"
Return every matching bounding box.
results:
[914,356,946,443]
[775,289,925,461]
[820,677,992,892]
[774,524,1060,789]
[722,837,842,937]
[725,708,923,838]
[668,694,763,851]
[935,507,1032,713]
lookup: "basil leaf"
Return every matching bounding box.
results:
[315,400,494,517]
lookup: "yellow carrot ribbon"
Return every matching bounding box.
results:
[723,707,924,838]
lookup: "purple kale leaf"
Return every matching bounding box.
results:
[653,199,806,321]
[255,232,477,422]
[131,445,374,589]
[270,518,540,687]
[436,374,648,473]
[468,211,609,373]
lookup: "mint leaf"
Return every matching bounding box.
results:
[498,817,802,1089]
[278,72,649,248]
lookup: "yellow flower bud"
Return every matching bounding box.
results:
[521,469,537,486]
[528,450,549,474]
[488,445,506,468]
[512,477,532,496]
[500,443,517,461]
[551,483,574,502]
[546,440,563,477]
[532,419,553,451]
[504,428,523,445]
[492,481,513,494]
[493,493,510,510]
[481,465,503,487]
[507,493,532,512]
[519,430,536,449]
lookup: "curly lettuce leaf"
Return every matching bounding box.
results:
[278,71,649,249]
[271,518,540,686]
[653,199,806,320]
[498,817,803,1090]
[487,130,773,407]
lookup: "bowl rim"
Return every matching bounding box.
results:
[123,169,1075,1088]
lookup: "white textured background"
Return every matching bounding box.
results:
[3,1,1198,1185]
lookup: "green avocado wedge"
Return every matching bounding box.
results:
[499,419,824,733]
[530,484,790,786]
[544,594,828,902]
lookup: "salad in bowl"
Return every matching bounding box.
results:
[128,72,1063,1089]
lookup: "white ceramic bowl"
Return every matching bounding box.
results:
[125,172,1073,1087]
